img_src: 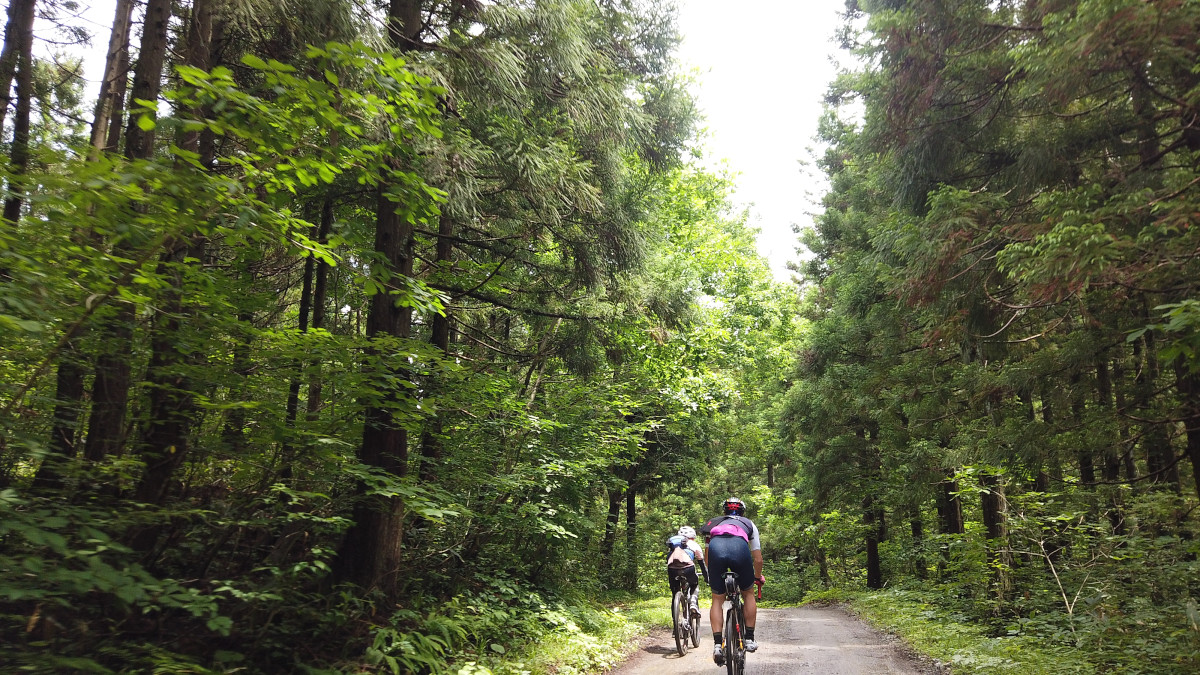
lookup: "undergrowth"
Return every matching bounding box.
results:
[361,582,669,675]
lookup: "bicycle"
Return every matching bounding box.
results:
[669,568,701,655]
[720,571,760,675]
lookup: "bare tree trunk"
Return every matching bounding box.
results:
[334,0,424,586]
[980,473,1011,599]
[815,544,830,588]
[0,0,34,134]
[1096,355,1120,481]
[418,213,455,481]
[220,310,253,456]
[335,186,414,594]
[88,0,135,156]
[1,0,36,229]
[910,513,925,580]
[84,0,174,463]
[863,496,883,589]
[936,468,963,577]
[306,200,333,420]
[1112,356,1138,484]
[280,211,319,481]
[600,484,623,573]
[1070,372,1095,486]
[624,480,638,591]
[1135,330,1179,489]
[1174,364,1200,501]
[938,474,964,535]
[132,0,215,508]
[31,350,86,491]
[35,0,136,484]
[1096,353,1126,533]
[134,240,202,506]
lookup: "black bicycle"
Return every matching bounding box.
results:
[669,569,700,655]
[721,571,752,675]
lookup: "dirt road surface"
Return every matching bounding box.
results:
[609,606,944,675]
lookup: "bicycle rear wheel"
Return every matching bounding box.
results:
[672,590,689,656]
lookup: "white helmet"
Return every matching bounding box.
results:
[678,526,697,539]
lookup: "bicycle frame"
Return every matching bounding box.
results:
[722,572,746,674]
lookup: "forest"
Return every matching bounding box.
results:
[0,0,1197,674]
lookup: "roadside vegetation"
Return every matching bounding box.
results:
[777,2,1200,674]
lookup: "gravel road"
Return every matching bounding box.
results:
[609,605,945,675]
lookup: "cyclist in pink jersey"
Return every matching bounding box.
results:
[700,497,764,665]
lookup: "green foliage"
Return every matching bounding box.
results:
[847,589,1096,674]
[784,0,1200,672]
[355,582,667,675]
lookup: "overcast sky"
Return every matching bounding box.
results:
[50,0,846,280]
[675,0,846,280]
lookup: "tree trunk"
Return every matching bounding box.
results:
[418,213,455,482]
[280,211,318,480]
[1,0,36,229]
[35,0,137,481]
[220,310,253,456]
[31,349,86,491]
[863,496,883,590]
[600,484,623,573]
[980,473,1011,598]
[133,241,202,506]
[122,0,172,161]
[0,0,34,132]
[1174,363,1200,501]
[910,513,925,580]
[331,0,427,599]
[1096,353,1126,532]
[83,0,174,463]
[936,469,963,577]
[88,0,135,156]
[937,471,964,535]
[1070,372,1095,487]
[1096,355,1120,481]
[335,187,415,594]
[131,0,214,508]
[306,199,333,421]
[815,543,830,588]
[624,481,638,591]
[1112,355,1138,483]
[1135,330,1179,489]
[980,474,1004,541]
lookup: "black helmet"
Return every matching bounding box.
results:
[723,497,745,516]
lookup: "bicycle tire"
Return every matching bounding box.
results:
[672,590,688,656]
[689,600,700,648]
[724,606,740,675]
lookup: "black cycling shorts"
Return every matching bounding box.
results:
[706,535,754,594]
[668,564,699,594]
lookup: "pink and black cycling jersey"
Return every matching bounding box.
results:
[702,515,761,551]
[709,522,749,542]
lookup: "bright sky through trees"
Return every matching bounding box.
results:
[676,0,844,280]
[52,0,845,281]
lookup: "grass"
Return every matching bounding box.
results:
[449,593,673,675]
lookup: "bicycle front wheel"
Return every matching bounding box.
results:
[672,590,689,656]
[689,599,700,648]
[724,607,744,675]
